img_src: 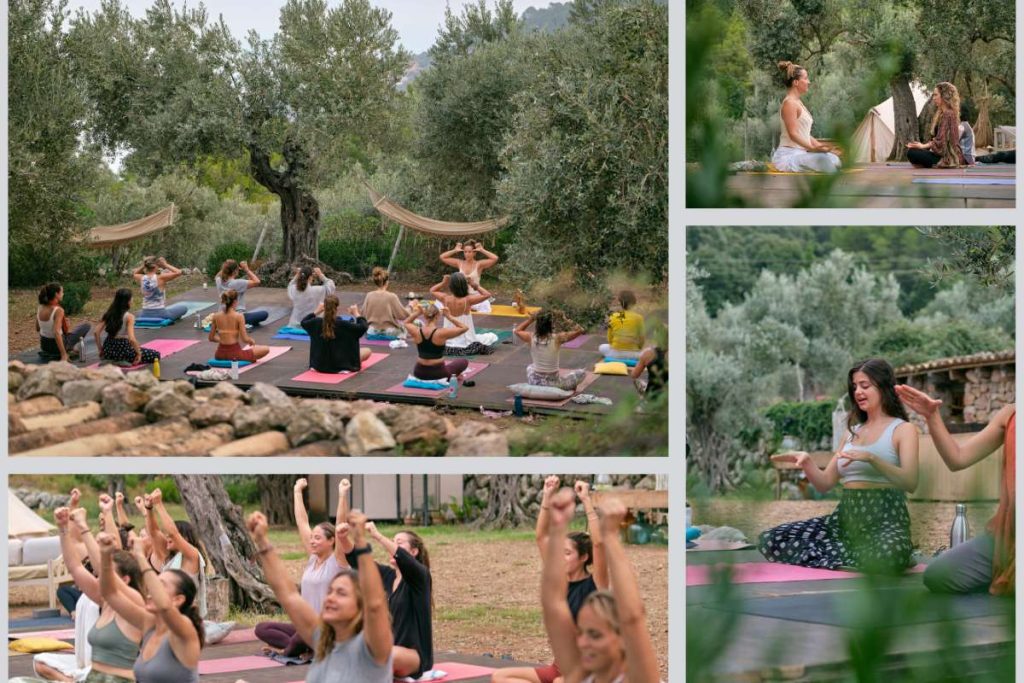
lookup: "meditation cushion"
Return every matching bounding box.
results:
[367,333,399,341]
[507,383,573,400]
[277,326,309,336]
[207,359,254,368]
[594,361,629,375]
[133,317,174,328]
[9,637,74,654]
[603,356,638,367]
[403,376,450,390]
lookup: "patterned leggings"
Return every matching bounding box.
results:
[102,337,160,363]
[758,488,914,574]
[527,366,587,391]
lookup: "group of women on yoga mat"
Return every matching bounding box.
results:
[760,357,1014,597]
[773,61,972,172]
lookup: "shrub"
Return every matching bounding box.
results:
[61,282,92,315]
[206,242,252,279]
[763,400,836,453]
[224,477,261,505]
[147,476,181,503]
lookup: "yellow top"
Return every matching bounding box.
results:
[607,310,645,350]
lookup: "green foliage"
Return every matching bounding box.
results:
[147,477,181,504]
[224,477,262,505]
[206,242,254,279]
[61,282,92,316]
[763,400,835,451]
[918,226,1015,291]
[866,319,1012,367]
[444,495,487,523]
[429,0,521,62]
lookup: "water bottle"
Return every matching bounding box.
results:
[152,358,160,379]
[230,360,239,380]
[194,312,201,329]
[447,374,459,399]
[510,324,516,345]
[950,503,970,548]
[513,394,524,417]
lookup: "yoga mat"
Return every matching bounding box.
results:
[687,562,925,586]
[419,662,497,681]
[252,306,291,326]
[508,372,601,407]
[385,362,490,397]
[198,655,283,675]
[912,177,1015,185]
[716,589,1013,627]
[85,338,200,371]
[291,351,390,384]
[7,627,76,640]
[187,346,291,378]
[560,334,592,349]
[176,301,218,317]
[218,627,258,645]
[687,540,756,552]
[133,318,173,328]
[739,167,866,176]
[271,333,311,341]
[476,304,541,317]
[7,616,73,630]
[477,328,513,342]
[364,337,400,346]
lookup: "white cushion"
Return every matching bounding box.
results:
[21,536,62,565]
[507,383,573,400]
[8,538,23,566]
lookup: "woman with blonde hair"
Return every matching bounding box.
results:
[300,295,371,373]
[403,301,471,381]
[247,509,393,682]
[598,290,645,361]
[215,259,269,326]
[771,61,841,173]
[906,82,967,168]
[209,289,270,362]
[133,256,188,321]
[361,267,410,338]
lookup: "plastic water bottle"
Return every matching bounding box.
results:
[447,374,459,399]
[230,360,239,380]
[194,313,201,329]
[152,358,160,379]
[950,503,970,548]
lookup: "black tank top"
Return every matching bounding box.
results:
[417,328,445,360]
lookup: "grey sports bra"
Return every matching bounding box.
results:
[838,418,906,485]
[132,630,199,683]
[87,616,139,670]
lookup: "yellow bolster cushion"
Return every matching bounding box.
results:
[594,361,629,376]
[9,637,74,653]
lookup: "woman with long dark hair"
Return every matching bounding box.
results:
[215,259,269,326]
[144,489,211,619]
[906,82,967,168]
[93,289,161,365]
[209,289,270,362]
[760,358,920,574]
[300,295,371,373]
[37,282,92,362]
[287,266,335,328]
[429,273,498,356]
[514,310,587,391]
[439,241,499,313]
[247,509,393,682]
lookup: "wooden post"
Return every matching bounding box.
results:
[386,224,405,276]
[251,222,269,263]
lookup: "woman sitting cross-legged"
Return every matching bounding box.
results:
[403,301,471,382]
[301,295,372,373]
[37,282,92,362]
[429,273,498,356]
[598,290,645,361]
[247,509,394,683]
[215,259,269,326]
[515,310,587,391]
[906,82,967,168]
[209,289,270,363]
[288,266,336,328]
[94,288,161,366]
[362,267,410,338]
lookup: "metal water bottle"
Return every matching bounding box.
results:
[513,394,524,417]
[950,503,970,548]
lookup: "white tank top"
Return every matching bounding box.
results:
[530,336,561,373]
[38,308,58,338]
[839,418,906,485]
[779,97,813,149]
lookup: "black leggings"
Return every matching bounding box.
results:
[977,150,1015,164]
[907,148,942,168]
[414,358,469,380]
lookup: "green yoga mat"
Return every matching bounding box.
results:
[478,328,513,342]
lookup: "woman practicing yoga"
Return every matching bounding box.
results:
[210,289,270,363]
[248,509,393,682]
[760,358,919,574]
[301,296,372,373]
[255,478,350,660]
[906,82,967,168]
[403,301,471,381]
[361,267,410,338]
[133,257,187,321]
[631,329,668,399]
[440,241,499,313]
[540,490,660,683]
[288,266,336,327]
[598,290,645,360]
[336,490,433,678]
[94,289,161,366]
[39,505,143,683]
[98,529,204,683]
[494,478,608,683]
[143,489,211,619]
[514,310,587,391]
[215,259,269,326]
[897,385,1015,595]
[37,283,92,362]
[429,273,499,356]
[771,61,842,173]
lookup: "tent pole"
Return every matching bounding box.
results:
[251,222,269,263]
[386,224,405,276]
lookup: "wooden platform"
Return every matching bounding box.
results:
[724,163,1015,208]
[686,550,1015,681]
[15,287,644,419]
[7,628,537,683]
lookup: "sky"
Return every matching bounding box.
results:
[68,0,555,54]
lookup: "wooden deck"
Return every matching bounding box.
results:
[15,286,645,419]
[723,163,1015,208]
[686,549,1015,681]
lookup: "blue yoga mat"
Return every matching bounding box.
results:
[913,177,1015,185]
[207,358,254,368]
[134,318,174,328]
[9,615,74,631]
[272,333,311,341]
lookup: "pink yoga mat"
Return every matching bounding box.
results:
[291,351,390,384]
[560,334,592,349]
[385,361,490,396]
[235,345,292,374]
[416,662,497,680]
[218,627,258,644]
[198,654,282,674]
[86,338,200,370]
[687,562,926,586]
[8,627,76,640]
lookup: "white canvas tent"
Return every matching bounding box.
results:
[852,83,932,163]
[9,491,56,539]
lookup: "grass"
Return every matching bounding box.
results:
[436,604,543,637]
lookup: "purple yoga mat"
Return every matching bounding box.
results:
[560,334,592,349]
[687,562,926,586]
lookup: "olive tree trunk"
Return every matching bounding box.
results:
[258,475,296,526]
[888,76,919,161]
[473,475,532,529]
[249,139,320,263]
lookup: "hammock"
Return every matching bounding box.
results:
[85,205,177,248]
[366,184,508,236]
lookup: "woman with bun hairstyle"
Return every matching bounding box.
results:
[209,289,270,362]
[906,82,967,168]
[598,290,645,361]
[215,259,269,326]
[361,267,410,338]
[288,266,336,328]
[37,282,93,362]
[772,61,842,173]
[97,529,204,682]
[247,508,393,682]
[439,241,499,313]
[429,273,498,356]
[403,301,471,381]
[94,288,161,366]
[133,256,188,321]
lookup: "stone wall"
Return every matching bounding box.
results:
[903,363,1015,433]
